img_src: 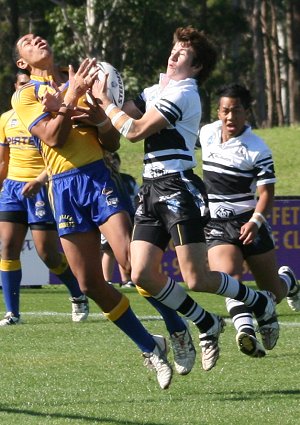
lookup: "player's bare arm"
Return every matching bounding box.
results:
[93,75,168,142]
[31,59,99,147]
[123,100,144,119]
[22,170,48,198]
[0,145,9,187]
[239,183,274,245]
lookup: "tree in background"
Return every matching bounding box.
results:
[1,0,300,127]
[286,0,300,125]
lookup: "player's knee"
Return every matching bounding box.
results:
[0,239,20,257]
[130,268,151,286]
[39,252,61,268]
[184,271,212,292]
[185,278,202,291]
[121,260,131,278]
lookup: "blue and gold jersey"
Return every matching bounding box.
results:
[0,109,44,181]
[11,75,104,177]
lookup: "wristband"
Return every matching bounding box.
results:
[60,102,75,110]
[253,212,266,223]
[96,117,109,128]
[105,103,117,115]
[249,217,262,229]
[111,111,125,125]
[119,118,133,137]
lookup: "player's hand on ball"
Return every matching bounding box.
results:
[91,77,110,106]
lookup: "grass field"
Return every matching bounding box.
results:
[0,285,299,425]
[0,127,299,424]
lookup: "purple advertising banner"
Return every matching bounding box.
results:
[51,197,300,284]
[114,196,300,282]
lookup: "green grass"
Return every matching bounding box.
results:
[1,127,299,424]
[254,127,300,196]
[0,285,299,425]
[118,126,300,195]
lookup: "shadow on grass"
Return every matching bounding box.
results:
[213,388,300,402]
[0,405,162,425]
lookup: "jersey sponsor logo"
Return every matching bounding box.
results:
[207,151,231,163]
[257,163,274,176]
[135,204,143,216]
[7,136,36,146]
[209,229,224,237]
[106,196,119,207]
[158,192,181,202]
[166,198,181,214]
[35,201,46,218]
[58,214,76,229]
[215,206,235,219]
[102,187,114,196]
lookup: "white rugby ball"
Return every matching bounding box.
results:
[94,61,125,108]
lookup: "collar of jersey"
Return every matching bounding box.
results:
[159,73,197,90]
[30,74,54,83]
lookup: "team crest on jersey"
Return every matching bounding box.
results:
[207,134,216,145]
[150,167,165,178]
[215,206,235,219]
[10,118,19,128]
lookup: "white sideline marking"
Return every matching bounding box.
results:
[1,312,300,327]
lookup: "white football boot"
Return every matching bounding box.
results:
[199,315,226,371]
[143,335,173,389]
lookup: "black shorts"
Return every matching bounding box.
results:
[132,170,209,250]
[204,211,275,259]
[0,210,57,231]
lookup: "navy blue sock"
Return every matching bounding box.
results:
[105,295,155,353]
[0,259,22,317]
[50,254,83,298]
[55,267,83,298]
[114,306,155,352]
[145,296,186,334]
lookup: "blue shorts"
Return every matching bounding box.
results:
[0,179,56,225]
[50,160,128,236]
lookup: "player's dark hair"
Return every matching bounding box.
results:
[216,83,252,109]
[12,39,22,63]
[111,152,121,163]
[173,26,217,84]
[16,69,30,78]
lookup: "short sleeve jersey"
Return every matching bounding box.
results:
[135,74,201,178]
[0,109,44,181]
[11,75,104,177]
[200,120,276,219]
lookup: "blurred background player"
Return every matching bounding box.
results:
[0,70,89,325]
[200,83,300,357]
[101,151,139,288]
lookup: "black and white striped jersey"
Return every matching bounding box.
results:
[200,120,276,219]
[135,74,201,179]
